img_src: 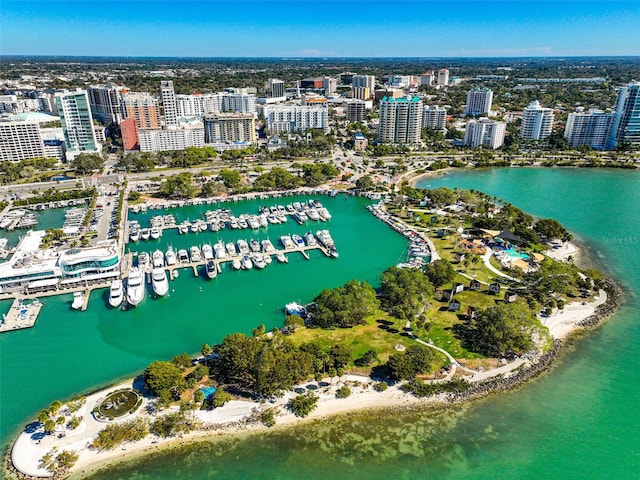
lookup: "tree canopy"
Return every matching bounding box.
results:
[161,172,196,198]
[307,279,379,328]
[424,259,456,288]
[386,344,441,380]
[143,361,186,397]
[380,266,434,320]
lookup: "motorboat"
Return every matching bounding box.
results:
[151,268,169,297]
[138,251,150,270]
[292,234,305,248]
[205,260,218,279]
[248,216,260,229]
[214,241,228,259]
[258,214,268,227]
[267,214,280,224]
[178,249,189,263]
[276,253,288,263]
[304,232,317,246]
[229,217,239,229]
[250,239,261,253]
[225,242,237,256]
[280,235,295,249]
[129,228,140,242]
[71,291,84,310]
[292,201,302,211]
[237,239,250,255]
[293,211,308,224]
[126,267,145,307]
[253,255,266,269]
[141,228,151,240]
[285,302,306,316]
[152,249,165,268]
[238,217,249,229]
[108,279,124,308]
[263,254,272,265]
[307,209,320,221]
[286,204,295,214]
[319,207,332,220]
[165,247,177,266]
[150,226,161,239]
[178,223,189,234]
[261,239,275,252]
[199,222,207,232]
[202,244,214,261]
[231,258,242,270]
[276,212,287,223]
[209,222,219,232]
[190,223,199,233]
[277,205,287,214]
[316,230,335,249]
[189,246,202,262]
[241,255,253,269]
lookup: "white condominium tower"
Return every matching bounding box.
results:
[564,108,613,149]
[87,83,125,124]
[437,69,449,86]
[465,87,493,116]
[520,100,554,140]
[160,80,178,128]
[607,81,640,149]
[352,75,376,91]
[263,105,328,134]
[0,121,45,162]
[464,119,506,149]
[422,105,447,130]
[55,89,101,157]
[378,96,423,144]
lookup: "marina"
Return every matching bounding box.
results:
[0,298,43,332]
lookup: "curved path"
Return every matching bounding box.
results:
[482,250,520,282]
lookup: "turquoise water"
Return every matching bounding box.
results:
[3,170,640,479]
[72,168,639,480]
[2,207,67,250]
[504,247,529,259]
[199,387,216,400]
[0,195,408,449]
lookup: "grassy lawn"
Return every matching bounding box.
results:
[288,310,413,365]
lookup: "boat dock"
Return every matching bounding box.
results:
[1,298,43,333]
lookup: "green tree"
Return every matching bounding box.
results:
[171,352,192,370]
[307,279,379,328]
[534,218,573,242]
[468,303,539,356]
[386,344,439,380]
[201,343,212,356]
[424,259,456,287]
[335,385,352,398]
[210,388,232,408]
[288,392,318,417]
[143,361,186,397]
[70,153,103,174]
[355,175,374,190]
[380,266,434,320]
[219,168,242,189]
[161,172,196,198]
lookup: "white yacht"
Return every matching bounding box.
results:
[152,249,165,268]
[71,291,84,310]
[238,217,249,229]
[261,239,275,252]
[190,223,199,233]
[189,246,202,263]
[307,209,320,221]
[237,239,250,255]
[126,267,145,307]
[214,241,228,259]
[316,230,335,249]
[165,247,177,266]
[280,235,295,249]
[286,204,295,214]
[304,232,317,246]
[248,216,260,229]
[141,228,151,240]
[276,253,288,263]
[138,251,150,270]
[205,260,218,279]
[241,255,253,269]
[108,279,124,308]
[226,242,237,256]
[151,268,169,297]
[129,229,140,242]
[263,254,273,265]
[202,244,214,261]
[258,214,268,227]
[178,249,189,263]
[292,234,305,248]
[250,239,261,253]
[319,207,332,220]
[293,211,308,224]
[267,213,280,224]
[150,226,161,239]
[253,255,266,269]
[231,258,242,270]
[276,212,288,223]
[229,217,239,229]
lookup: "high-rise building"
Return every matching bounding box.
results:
[346,99,366,123]
[0,121,45,162]
[464,119,506,149]
[339,72,356,86]
[378,96,423,144]
[420,71,435,87]
[352,75,376,92]
[55,89,101,158]
[120,92,161,129]
[564,108,613,149]
[204,113,256,144]
[520,100,554,140]
[138,128,205,152]
[263,105,329,134]
[322,77,337,95]
[267,79,285,99]
[351,87,371,100]
[160,80,178,128]
[607,81,640,149]
[175,93,257,117]
[437,69,450,86]
[388,75,411,88]
[120,117,139,150]
[465,87,493,116]
[87,83,125,124]
[422,105,447,130]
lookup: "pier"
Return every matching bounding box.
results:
[0,298,43,332]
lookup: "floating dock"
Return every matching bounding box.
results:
[0,298,43,333]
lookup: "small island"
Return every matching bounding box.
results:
[7,187,619,479]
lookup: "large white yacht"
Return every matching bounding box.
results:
[202,244,214,261]
[237,239,250,255]
[126,267,145,307]
[151,267,169,297]
[165,247,177,266]
[214,241,228,259]
[205,260,218,279]
[280,235,295,249]
[108,279,124,308]
[152,249,165,268]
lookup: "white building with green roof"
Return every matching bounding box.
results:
[378,96,423,144]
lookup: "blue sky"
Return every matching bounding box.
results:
[1,1,639,57]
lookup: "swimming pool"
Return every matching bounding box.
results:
[504,248,529,259]
[200,386,217,400]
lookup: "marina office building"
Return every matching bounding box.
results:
[0,231,120,293]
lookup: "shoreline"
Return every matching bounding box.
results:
[6,277,621,480]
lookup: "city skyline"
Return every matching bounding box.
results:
[1,1,639,58]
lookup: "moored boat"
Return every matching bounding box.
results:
[152,249,164,268]
[140,228,151,240]
[231,258,242,270]
[276,253,288,263]
[189,246,202,262]
[292,234,305,248]
[205,260,218,279]
[178,249,189,263]
[253,255,266,269]
[150,226,161,239]
[126,267,145,307]
[71,291,84,310]
[165,247,177,266]
[202,244,214,261]
[151,268,169,297]
[241,255,253,269]
[108,279,124,308]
